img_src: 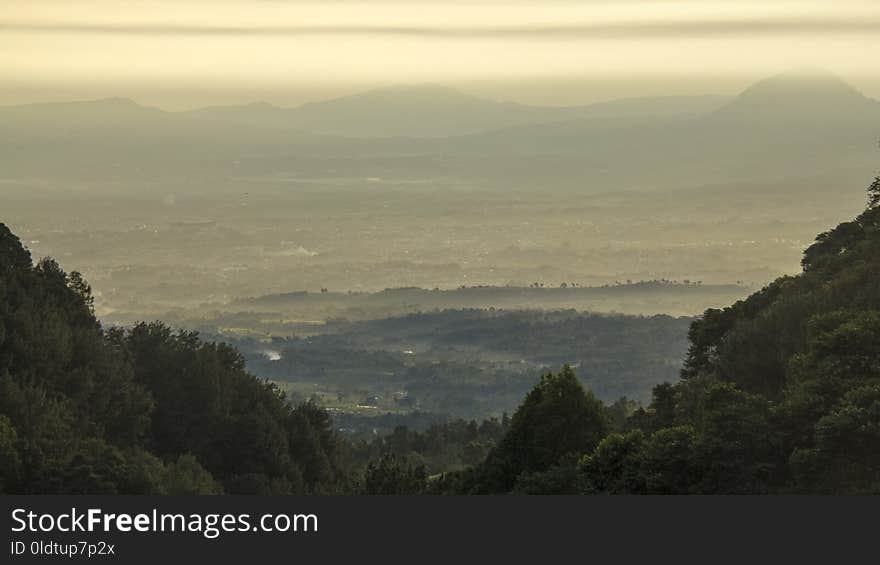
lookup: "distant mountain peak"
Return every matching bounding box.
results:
[742,69,865,97]
[69,97,160,111]
[717,69,875,117]
[0,96,166,122]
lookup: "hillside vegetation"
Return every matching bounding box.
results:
[0,224,349,494]
[425,180,880,494]
[1,174,878,494]
[670,180,880,492]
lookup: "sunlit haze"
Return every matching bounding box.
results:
[3,0,880,108]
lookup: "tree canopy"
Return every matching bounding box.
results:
[0,224,350,494]
[2,169,879,494]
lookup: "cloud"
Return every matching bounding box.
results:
[2,17,879,39]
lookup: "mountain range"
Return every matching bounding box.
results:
[185,85,729,138]
[1,70,878,189]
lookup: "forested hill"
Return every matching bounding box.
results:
[0,223,349,494]
[683,188,880,398]
[427,180,880,494]
[2,175,879,495]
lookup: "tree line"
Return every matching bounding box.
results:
[380,176,880,494]
[0,225,349,493]
[1,172,878,494]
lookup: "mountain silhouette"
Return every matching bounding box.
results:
[713,69,879,122]
[186,85,727,138]
[0,70,876,187]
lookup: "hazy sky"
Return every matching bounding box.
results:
[3,0,880,108]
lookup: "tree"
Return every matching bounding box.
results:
[163,454,224,495]
[473,366,610,493]
[685,381,776,493]
[869,176,880,209]
[868,139,880,208]
[579,430,646,494]
[641,426,701,494]
[513,453,583,494]
[0,223,355,494]
[783,311,880,446]
[791,385,880,493]
[0,415,21,493]
[362,454,427,494]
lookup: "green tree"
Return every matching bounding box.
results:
[783,311,880,449]
[868,176,880,209]
[0,415,21,493]
[474,366,609,493]
[641,426,701,494]
[163,454,224,495]
[0,223,355,494]
[791,385,880,493]
[579,430,646,494]
[362,453,427,494]
[686,381,776,493]
[513,453,584,494]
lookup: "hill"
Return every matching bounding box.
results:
[712,69,878,122]
[434,177,880,494]
[187,85,728,138]
[2,71,875,190]
[0,223,349,494]
[220,309,692,421]
[443,70,880,188]
[2,171,879,494]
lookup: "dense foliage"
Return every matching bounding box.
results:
[0,223,349,494]
[430,179,880,494]
[2,172,878,494]
[231,308,691,420]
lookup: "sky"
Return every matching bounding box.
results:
[3,0,880,108]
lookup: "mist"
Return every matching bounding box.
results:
[4,0,880,108]
[5,0,880,501]
[3,0,880,431]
